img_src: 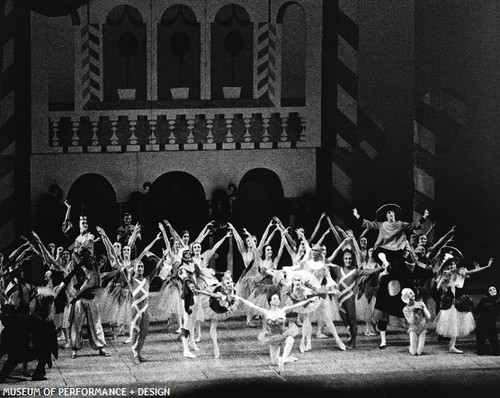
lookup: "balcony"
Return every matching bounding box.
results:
[48,107,306,153]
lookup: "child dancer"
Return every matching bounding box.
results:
[401,288,431,355]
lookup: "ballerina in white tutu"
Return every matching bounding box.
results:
[435,246,494,353]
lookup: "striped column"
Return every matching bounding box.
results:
[332,0,358,226]
[81,14,102,106]
[0,0,17,250]
[357,108,384,160]
[255,22,277,103]
[413,90,466,221]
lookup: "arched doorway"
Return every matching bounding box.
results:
[232,169,285,279]
[67,173,118,242]
[147,171,208,241]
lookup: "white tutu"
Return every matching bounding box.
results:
[312,296,337,323]
[435,305,475,338]
[155,278,183,317]
[192,295,206,323]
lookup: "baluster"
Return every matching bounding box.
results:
[187,118,195,144]
[110,121,119,145]
[168,120,176,144]
[71,121,80,146]
[300,116,306,141]
[51,119,59,147]
[129,120,138,145]
[243,118,252,142]
[206,118,214,144]
[225,117,234,143]
[280,116,289,141]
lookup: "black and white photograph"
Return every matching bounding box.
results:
[0,0,499,397]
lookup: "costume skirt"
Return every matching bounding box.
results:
[435,305,475,338]
[257,322,299,344]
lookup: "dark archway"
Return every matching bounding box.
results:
[232,169,285,278]
[67,173,119,241]
[147,172,208,241]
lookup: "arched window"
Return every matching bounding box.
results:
[158,5,200,100]
[103,5,146,101]
[277,2,306,106]
[211,4,253,100]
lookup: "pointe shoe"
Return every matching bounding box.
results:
[71,351,77,359]
[337,342,347,351]
[299,341,306,353]
[285,356,298,363]
[214,346,220,359]
[183,351,196,358]
[305,341,312,352]
[449,346,463,354]
[195,336,201,343]
[133,356,141,365]
[379,342,387,349]
[316,333,328,339]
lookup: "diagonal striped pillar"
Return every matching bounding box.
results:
[81,13,102,106]
[358,108,384,160]
[0,0,17,250]
[413,90,466,221]
[332,0,358,226]
[255,22,277,103]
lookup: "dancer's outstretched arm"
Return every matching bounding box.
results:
[127,223,142,249]
[315,228,330,246]
[194,221,214,244]
[257,220,274,254]
[326,237,351,263]
[234,295,268,316]
[202,231,231,263]
[428,225,456,259]
[326,216,342,244]
[274,216,297,250]
[96,226,119,267]
[283,296,319,313]
[466,258,494,275]
[228,222,246,256]
[307,212,326,244]
[274,232,286,266]
[134,232,162,264]
[62,200,73,235]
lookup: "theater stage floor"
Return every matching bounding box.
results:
[1,317,500,398]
